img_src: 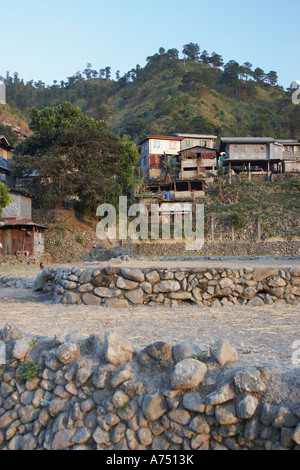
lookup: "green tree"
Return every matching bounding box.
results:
[190,114,216,135]
[222,60,241,86]
[83,63,93,79]
[13,103,139,212]
[125,118,147,139]
[251,107,274,136]
[14,102,85,156]
[253,67,265,83]
[201,69,214,89]
[0,123,21,147]
[200,50,210,64]
[0,183,11,219]
[266,71,278,86]
[105,67,111,80]
[241,62,253,80]
[209,52,224,68]
[162,152,179,184]
[182,43,200,61]
[180,71,203,93]
[166,48,179,60]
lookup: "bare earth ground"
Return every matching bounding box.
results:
[0,256,299,369]
[1,254,300,277]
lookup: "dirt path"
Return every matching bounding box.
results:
[1,256,299,369]
[0,285,299,369]
[53,255,300,270]
[1,255,300,278]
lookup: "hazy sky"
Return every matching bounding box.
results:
[1,0,298,88]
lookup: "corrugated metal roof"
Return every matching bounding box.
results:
[0,218,48,229]
[8,189,34,198]
[221,137,275,143]
[224,157,282,163]
[179,145,217,153]
[277,140,300,144]
[0,135,13,150]
[173,133,217,139]
[137,135,183,145]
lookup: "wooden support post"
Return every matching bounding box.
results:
[257,217,261,242]
[211,216,215,242]
[248,162,251,181]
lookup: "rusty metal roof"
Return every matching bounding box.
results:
[137,135,183,145]
[0,218,48,229]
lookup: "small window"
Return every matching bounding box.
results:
[186,140,193,147]
[287,146,290,152]
[153,140,160,149]
[200,140,206,147]
[238,145,241,152]
[254,145,257,152]
[183,167,197,172]
[261,145,264,151]
[234,145,238,152]
[241,145,245,152]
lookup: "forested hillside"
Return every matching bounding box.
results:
[1,43,299,144]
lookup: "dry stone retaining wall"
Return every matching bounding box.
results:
[0,276,34,289]
[35,265,300,308]
[132,241,300,258]
[0,323,300,451]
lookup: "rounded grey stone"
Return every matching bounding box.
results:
[173,342,204,362]
[57,342,81,364]
[171,358,207,390]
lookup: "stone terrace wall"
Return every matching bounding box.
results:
[0,276,34,289]
[34,265,300,308]
[0,323,300,451]
[132,241,300,258]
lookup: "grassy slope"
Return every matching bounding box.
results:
[204,179,300,240]
[105,61,287,139]
[1,60,290,143]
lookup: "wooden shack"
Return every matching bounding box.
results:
[0,190,48,256]
[178,146,217,180]
[0,218,48,256]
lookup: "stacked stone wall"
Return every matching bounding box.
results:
[132,241,300,258]
[0,323,300,451]
[35,265,300,308]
